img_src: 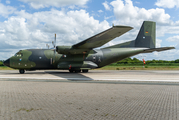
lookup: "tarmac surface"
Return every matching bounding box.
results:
[0,70,179,120]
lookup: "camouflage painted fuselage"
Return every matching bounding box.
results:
[6,48,144,70]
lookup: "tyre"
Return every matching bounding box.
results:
[69,69,74,73]
[19,69,25,74]
[82,70,88,73]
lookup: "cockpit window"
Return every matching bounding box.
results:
[14,52,23,57]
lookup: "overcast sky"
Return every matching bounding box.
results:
[0,0,179,60]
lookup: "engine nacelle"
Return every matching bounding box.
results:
[56,46,89,54]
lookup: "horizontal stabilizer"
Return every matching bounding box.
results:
[142,47,175,53]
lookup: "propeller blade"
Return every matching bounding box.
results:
[53,33,56,63]
[54,33,56,48]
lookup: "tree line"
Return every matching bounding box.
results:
[113,58,179,66]
[0,60,4,66]
[117,58,179,64]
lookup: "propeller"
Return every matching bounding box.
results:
[52,34,56,63]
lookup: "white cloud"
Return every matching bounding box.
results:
[105,0,179,60]
[166,35,179,42]
[156,39,162,47]
[102,1,111,11]
[6,0,10,4]
[0,9,110,59]
[0,3,16,17]
[110,0,171,26]
[135,1,140,4]
[18,0,89,9]
[20,5,25,8]
[98,10,103,13]
[107,0,177,44]
[104,16,113,20]
[155,0,179,8]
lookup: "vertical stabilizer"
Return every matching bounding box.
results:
[135,21,156,48]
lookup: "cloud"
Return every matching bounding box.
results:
[6,0,10,4]
[167,35,179,49]
[18,0,89,9]
[102,1,111,11]
[20,5,25,8]
[0,3,16,17]
[110,0,171,26]
[155,0,179,8]
[105,0,173,45]
[0,9,110,59]
[105,0,179,60]
[156,39,162,47]
[135,1,140,4]
[166,35,179,42]
[98,10,103,13]
[107,0,177,42]
[104,16,113,20]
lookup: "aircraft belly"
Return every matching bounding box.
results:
[57,61,98,69]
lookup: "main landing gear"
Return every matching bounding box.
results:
[69,69,89,73]
[82,70,88,73]
[19,69,25,74]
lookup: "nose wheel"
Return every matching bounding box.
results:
[19,69,25,74]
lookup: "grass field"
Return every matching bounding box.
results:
[98,65,179,70]
[1,65,179,70]
[0,66,14,70]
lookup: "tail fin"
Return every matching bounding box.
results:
[135,21,156,48]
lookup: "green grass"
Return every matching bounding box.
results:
[0,66,14,70]
[98,65,179,70]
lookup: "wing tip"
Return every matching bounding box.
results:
[113,25,133,29]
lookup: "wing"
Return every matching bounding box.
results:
[72,26,133,49]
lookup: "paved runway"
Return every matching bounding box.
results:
[0,70,179,82]
[0,70,179,120]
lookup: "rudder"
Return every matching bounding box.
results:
[135,21,156,48]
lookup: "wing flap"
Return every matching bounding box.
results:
[72,26,133,49]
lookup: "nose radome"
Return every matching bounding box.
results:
[3,59,10,67]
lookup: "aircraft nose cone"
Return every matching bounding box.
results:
[3,59,10,67]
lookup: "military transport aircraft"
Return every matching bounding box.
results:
[3,21,175,74]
